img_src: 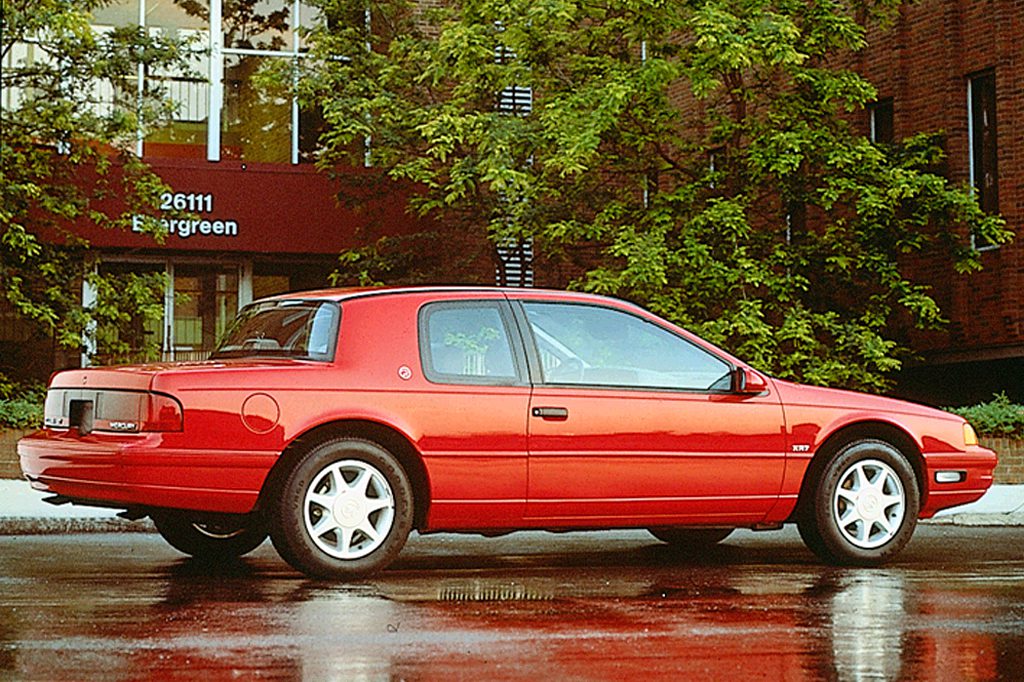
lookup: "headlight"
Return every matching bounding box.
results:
[963,423,979,447]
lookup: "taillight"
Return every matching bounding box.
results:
[143,393,184,432]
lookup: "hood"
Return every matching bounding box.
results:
[771,378,963,423]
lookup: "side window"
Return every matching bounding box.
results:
[522,302,732,391]
[420,302,521,384]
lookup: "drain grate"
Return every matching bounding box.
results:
[438,583,554,602]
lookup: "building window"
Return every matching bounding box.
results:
[968,70,999,249]
[71,0,323,164]
[495,240,534,288]
[497,85,533,116]
[869,98,894,144]
[492,31,535,287]
[494,29,533,116]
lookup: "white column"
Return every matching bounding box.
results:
[164,261,175,361]
[364,7,372,167]
[136,0,146,157]
[641,38,648,208]
[291,0,300,165]
[207,0,224,161]
[80,260,99,367]
[239,260,254,307]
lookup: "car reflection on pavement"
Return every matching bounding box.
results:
[3,530,1020,681]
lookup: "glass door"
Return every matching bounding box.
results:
[171,264,239,361]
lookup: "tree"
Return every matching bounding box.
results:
[172,0,290,50]
[300,0,1012,391]
[1,0,187,377]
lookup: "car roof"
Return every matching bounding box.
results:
[261,285,622,306]
[254,285,751,370]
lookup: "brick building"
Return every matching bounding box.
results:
[857,0,1023,404]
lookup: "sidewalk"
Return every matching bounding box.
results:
[0,479,154,534]
[927,484,1024,526]
[1,478,1021,534]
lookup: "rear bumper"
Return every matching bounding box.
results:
[17,429,277,515]
[919,446,998,519]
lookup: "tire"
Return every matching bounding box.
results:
[269,438,414,579]
[648,527,733,547]
[152,511,268,559]
[797,439,920,566]
[796,516,827,558]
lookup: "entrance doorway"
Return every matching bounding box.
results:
[85,256,336,366]
[171,264,239,362]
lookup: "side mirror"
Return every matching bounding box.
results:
[733,367,768,394]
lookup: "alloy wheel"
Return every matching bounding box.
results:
[831,458,906,549]
[303,459,396,560]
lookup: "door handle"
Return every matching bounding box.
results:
[532,406,569,420]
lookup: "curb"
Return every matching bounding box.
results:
[0,518,155,535]
[3,516,1023,535]
[2,479,1022,534]
[923,513,1024,527]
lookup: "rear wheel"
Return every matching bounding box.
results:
[797,439,919,566]
[648,527,733,548]
[269,438,414,579]
[152,512,267,559]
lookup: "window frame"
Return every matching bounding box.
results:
[418,299,529,387]
[511,300,737,394]
[967,68,1000,251]
[868,98,894,144]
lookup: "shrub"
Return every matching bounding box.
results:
[947,393,1024,439]
[0,380,45,430]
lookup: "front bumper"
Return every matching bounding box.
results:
[918,445,998,519]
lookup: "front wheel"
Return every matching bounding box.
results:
[269,438,414,579]
[152,512,268,560]
[798,439,920,566]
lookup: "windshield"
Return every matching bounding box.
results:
[211,300,340,361]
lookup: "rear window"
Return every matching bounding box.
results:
[419,301,522,384]
[211,300,340,361]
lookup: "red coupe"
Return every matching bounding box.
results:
[19,288,996,577]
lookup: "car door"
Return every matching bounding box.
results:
[415,297,532,529]
[516,299,787,526]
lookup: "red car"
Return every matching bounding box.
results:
[18,287,996,577]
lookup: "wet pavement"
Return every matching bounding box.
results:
[1,526,1022,681]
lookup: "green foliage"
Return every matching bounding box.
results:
[948,394,1024,439]
[1,0,187,374]
[301,0,1012,391]
[0,398,44,430]
[89,269,168,365]
[329,230,493,286]
[0,380,45,430]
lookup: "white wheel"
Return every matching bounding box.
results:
[303,459,396,560]
[798,438,920,566]
[270,438,413,578]
[832,458,905,550]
